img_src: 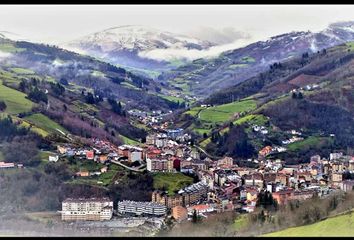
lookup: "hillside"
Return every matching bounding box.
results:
[262,211,354,237]
[175,41,354,164]
[0,64,149,149]
[160,21,354,98]
[0,36,181,112]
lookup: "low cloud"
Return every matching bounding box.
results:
[0,51,12,61]
[186,26,252,45]
[137,38,254,62]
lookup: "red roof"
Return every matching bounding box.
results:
[190,204,210,211]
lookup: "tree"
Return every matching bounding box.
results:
[28,87,48,104]
[85,92,95,104]
[0,101,6,111]
[3,137,40,166]
[50,82,65,96]
[59,78,69,86]
[192,209,199,223]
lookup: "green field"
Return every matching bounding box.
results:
[287,136,332,151]
[98,170,117,185]
[157,94,185,104]
[0,82,34,114]
[10,67,35,75]
[241,56,256,63]
[71,100,98,113]
[198,114,268,148]
[263,212,354,237]
[120,134,140,145]
[228,64,248,69]
[23,113,67,135]
[121,81,141,90]
[91,70,105,78]
[153,172,193,196]
[187,101,259,137]
[198,100,257,123]
[346,41,354,51]
[185,107,204,117]
[0,43,26,53]
[233,214,249,232]
[233,114,268,126]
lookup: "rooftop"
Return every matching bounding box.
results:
[63,197,112,203]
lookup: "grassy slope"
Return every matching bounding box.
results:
[9,67,35,75]
[0,82,34,114]
[199,100,257,123]
[120,134,140,145]
[157,94,185,104]
[186,100,257,136]
[0,43,25,53]
[23,113,67,135]
[199,114,268,148]
[153,172,193,196]
[287,136,332,151]
[263,212,354,237]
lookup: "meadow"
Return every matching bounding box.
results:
[263,211,354,237]
[153,172,193,196]
[198,99,257,123]
[23,113,68,135]
[0,82,34,114]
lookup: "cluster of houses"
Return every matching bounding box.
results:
[258,145,287,157]
[0,161,23,169]
[56,124,354,225]
[193,151,354,213]
[59,136,354,222]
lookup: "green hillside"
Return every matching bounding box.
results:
[0,81,34,114]
[263,212,354,237]
[23,113,68,136]
[153,173,193,196]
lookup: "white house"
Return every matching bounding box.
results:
[49,155,59,162]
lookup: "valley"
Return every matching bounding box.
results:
[0,10,354,237]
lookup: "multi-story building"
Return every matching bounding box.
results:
[172,206,188,222]
[217,157,234,168]
[0,162,16,168]
[330,152,343,161]
[61,198,113,221]
[117,200,167,217]
[152,182,209,208]
[272,189,294,205]
[146,157,174,172]
[340,180,354,192]
[152,190,184,208]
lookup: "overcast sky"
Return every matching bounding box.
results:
[1,4,354,45]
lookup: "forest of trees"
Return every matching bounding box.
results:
[206,124,256,159]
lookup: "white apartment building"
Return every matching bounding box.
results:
[117,200,167,216]
[61,198,113,221]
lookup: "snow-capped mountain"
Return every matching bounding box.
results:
[159,21,354,96]
[63,25,214,77]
